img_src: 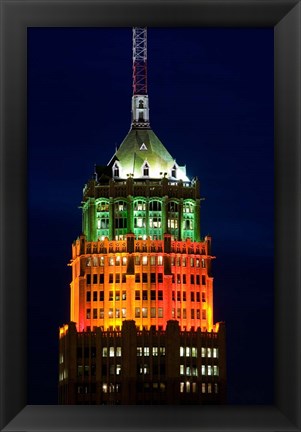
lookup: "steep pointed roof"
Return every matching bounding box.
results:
[108,128,189,181]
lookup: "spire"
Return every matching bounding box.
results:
[131,27,150,129]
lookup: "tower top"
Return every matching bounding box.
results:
[132,27,150,129]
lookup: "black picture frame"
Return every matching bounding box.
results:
[1,1,300,431]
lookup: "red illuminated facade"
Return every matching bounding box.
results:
[59,28,226,405]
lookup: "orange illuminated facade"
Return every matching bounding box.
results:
[58,27,226,405]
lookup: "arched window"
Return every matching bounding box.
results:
[171,163,177,178]
[112,161,120,178]
[142,161,150,177]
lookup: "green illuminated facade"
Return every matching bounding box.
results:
[82,129,201,242]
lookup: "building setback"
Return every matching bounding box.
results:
[59,27,226,405]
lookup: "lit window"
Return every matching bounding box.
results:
[139,364,149,374]
[180,382,184,393]
[100,257,105,266]
[135,307,140,318]
[137,347,143,356]
[213,366,219,376]
[142,307,148,318]
[180,346,185,357]
[201,347,206,357]
[109,291,114,301]
[201,365,206,376]
[115,308,120,318]
[186,347,191,357]
[152,347,158,356]
[108,308,113,318]
[201,259,206,268]
[142,256,148,265]
[116,365,121,375]
[191,347,197,357]
[180,365,185,375]
[151,307,156,318]
[158,307,163,318]
[102,383,108,393]
[109,347,115,357]
[214,383,219,393]
[122,290,126,300]
[109,257,114,266]
[207,348,212,357]
[208,365,212,376]
[143,347,149,356]
[192,382,197,393]
[99,308,104,319]
[150,256,156,265]
[202,383,206,394]
[86,309,91,319]
[208,383,212,393]
[213,348,218,358]
[160,347,165,355]
[102,347,108,357]
[122,256,127,265]
[186,381,191,393]
[158,255,163,265]
[122,308,126,318]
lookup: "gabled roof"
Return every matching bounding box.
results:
[107,128,189,181]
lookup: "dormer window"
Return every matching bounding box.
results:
[140,143,147,151]
[171,163,177,178]
[142,161,150,177]
[113,161,120,178]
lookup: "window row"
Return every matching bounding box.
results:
[179,347,218,358]
[172,308,206,320]
[97,200,195,213]
[135,307,164,318]
[179,382,219,394]
[86,308,126,319]
[86,256,206,268]
[137,346,166,356]
[172,291,206,302]
[135,290,163,301]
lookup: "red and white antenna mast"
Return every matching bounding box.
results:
[131,27,150,129]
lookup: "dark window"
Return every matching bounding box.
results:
[142,273,148,283]
[190,275,195,284]
[86,274,91,285]
[93,291,97,302]
[142,290,148,300]
[99,274,104,284]
[93,308,97,319]
[158,290,163,301]
[86,291,91,302]
[183,274,186,284]
[151,290,156,301]
[202,275,206,285]
[93,274,97,284]
[109,291,114,301]
[182,291,186,302]
[116,274,120,283]
[158,273,163,283]
[191,292,195,302]
[202,292,206,302]
[135,273,140,283]
[122,274,126,283]
[196,275,200,285]
[196,292,200,302]
[172,291,175,301]
[99,291,104,302]
[177,291,181,302]
[109,274,113,283]
[151,273,156,283]
[135,290,140,300]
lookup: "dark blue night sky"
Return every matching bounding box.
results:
[28,28,274,404]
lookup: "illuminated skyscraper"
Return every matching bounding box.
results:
[59,28,226,405]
